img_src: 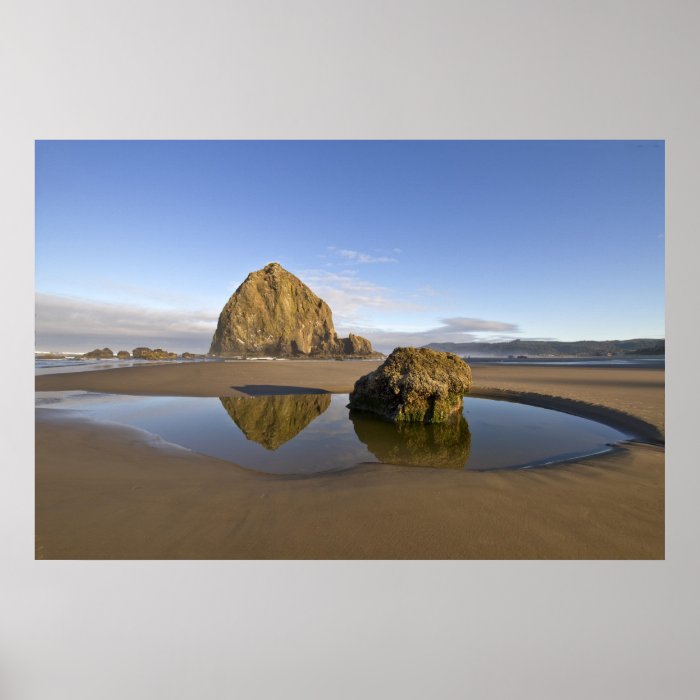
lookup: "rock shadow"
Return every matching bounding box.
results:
[231,384,329,396]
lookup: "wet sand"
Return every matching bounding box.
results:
[36,361,664,559]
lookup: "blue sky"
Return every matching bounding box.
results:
[35,140,664,353]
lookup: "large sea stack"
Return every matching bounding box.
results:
[349,347,472,423]
[209,262,380,358]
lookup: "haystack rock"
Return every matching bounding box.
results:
[209,262,380,358]
[348,347,472,423]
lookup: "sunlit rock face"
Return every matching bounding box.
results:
[350,411,471,469]
[340,333,373,355]
[219,393,331,450]
[348,347,472,423]
[209,262,379,358]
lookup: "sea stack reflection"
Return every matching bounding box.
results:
[219,393,331,449]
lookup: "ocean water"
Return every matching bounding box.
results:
[36,391,630,475]
[35,355,665,376]
[34,357,214,375]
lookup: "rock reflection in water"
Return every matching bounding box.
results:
[219,393,331,450]
[350,411,472,469]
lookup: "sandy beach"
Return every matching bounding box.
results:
[35,361,664,559]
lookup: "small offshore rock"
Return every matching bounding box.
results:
[83,347,115,359]
[341,333,374,355]
[132,346,178,360]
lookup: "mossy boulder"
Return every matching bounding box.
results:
[348,347,472,423]
[116,350,131,359]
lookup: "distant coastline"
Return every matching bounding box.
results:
[465,356,664,369]
[35,353,665,376]
[426,338,665,358]
[35,336,665,362]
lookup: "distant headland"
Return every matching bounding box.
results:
[425,338,665,358]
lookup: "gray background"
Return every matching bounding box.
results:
[2,1,698,698]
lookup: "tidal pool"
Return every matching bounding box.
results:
[36,391,630,475]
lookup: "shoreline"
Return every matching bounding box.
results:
[469,388,664,445]
[36,360,665,445]
[35,361,665,559]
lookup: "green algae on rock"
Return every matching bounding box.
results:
[348,347,472,423]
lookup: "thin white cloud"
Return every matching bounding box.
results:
[344,329,478,352]
[337,316,521,353]
[433,317,520,333]
[338,249,398,264]
[481,334,557,343]
[326,247,398,264]
[35,293,218,352]
[299,269,425,325]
